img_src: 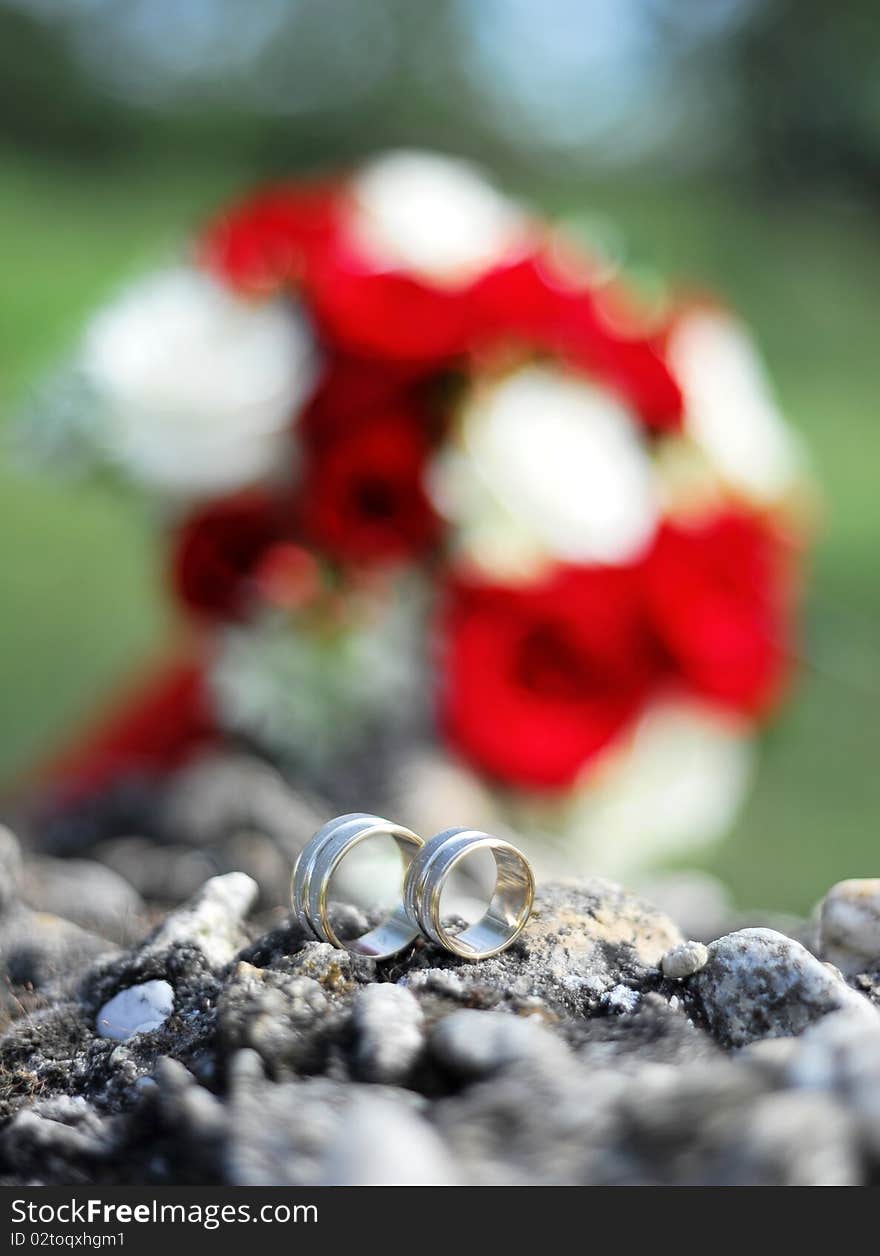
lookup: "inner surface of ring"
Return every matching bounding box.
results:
[437,841,531,956]
[322,827,421,957]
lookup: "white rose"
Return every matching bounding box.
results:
[668,309,807,506]
[561,699,755,879]
[81,267,318,498]
[348,150,529,286]
[431,363,659,573]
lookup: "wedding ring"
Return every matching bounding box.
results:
[404,828,535,960]
[291,813,424,958]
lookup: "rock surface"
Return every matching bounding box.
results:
[820,879,880,978]
[0,823,878,1186]
[691,927,871,1046]
[20,855,145,944]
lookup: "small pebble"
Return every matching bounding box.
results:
[96,981,174,1041]
[661,940,710,979]
[603,984,641,1013]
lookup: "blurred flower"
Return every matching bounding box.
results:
[645,510,792,717]
[437,563,654,789]
[171,490,296,623]
[81,267,318,497]
[299,355,435,449]
[668,307,808,506]
[469,257,684,430]
[433,363,659,571]
[307,262,476,364]
[560,699,755,879]
[202,152,534,365]
[200,183,336,295]
[299,408,442,565]
[346,150,530,286]
[31,154,814,878]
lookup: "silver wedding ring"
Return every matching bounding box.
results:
[403,827,535,960]
[290,813,424,958]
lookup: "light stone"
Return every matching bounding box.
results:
[96,981,174,1041]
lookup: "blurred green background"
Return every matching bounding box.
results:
[0,0,878,912]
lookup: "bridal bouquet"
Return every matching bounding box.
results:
[26,152,812,875]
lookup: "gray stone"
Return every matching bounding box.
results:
[351,984,424,1083]
[735,1091,859,1186]
[819,878,880,977]
[691,927,874,1046]
[787,1005,880,1094]
[226,1066,426,1187]
[93,838,219,903]
[21,856,145,944]
[0,904,115,997]
[217,962,331,1075]
[0,825,22,913]
[0,1096,117,1181]
[739,1036,801,1080]
[152,1057,226,1141]
[140,1058,228,1182]
[434,1052,621,1185]
[161,752,326,863]
[786,1006,880,1156]
[430,1009,568,1079]
[319,1093,459,1186]
[225,1058,456,1188]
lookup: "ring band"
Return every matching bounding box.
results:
[404,828,534,960]
[291,813,424,958]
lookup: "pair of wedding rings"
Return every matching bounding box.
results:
[291,813,535,961]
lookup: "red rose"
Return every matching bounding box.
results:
[437,565,656,789]
[172,490,294,622]
[202,184,477,363]
[299,407,441,565]
[470,258,683,432]
[305,241,476,364]
[200,183,337,295]
[644,511,792,716]
[299,355,438,451]
[202,180,687,416]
